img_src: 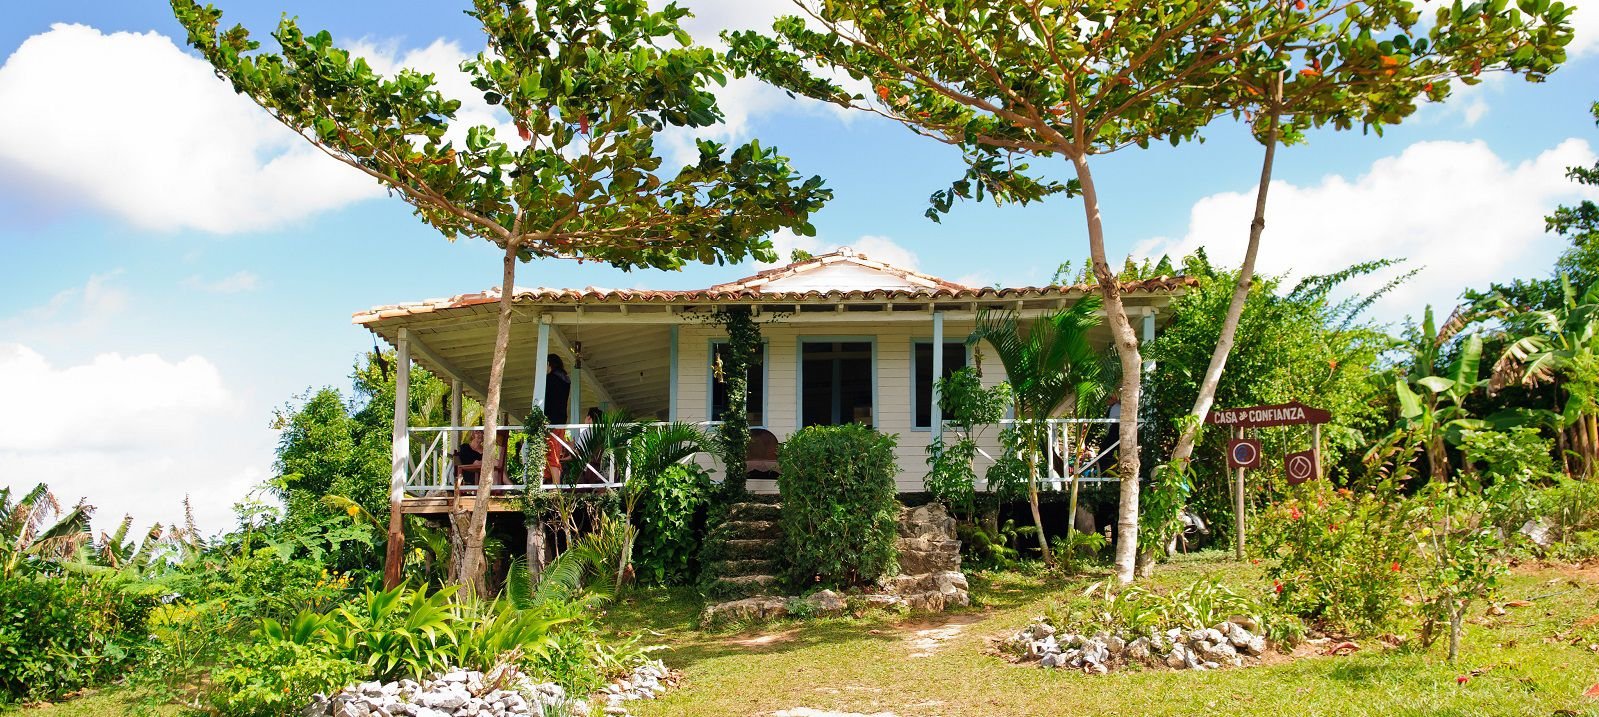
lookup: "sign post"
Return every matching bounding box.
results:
[1206,401,1332,562]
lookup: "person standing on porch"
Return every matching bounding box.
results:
[1106,395,1122,461]
[544,354,572,480]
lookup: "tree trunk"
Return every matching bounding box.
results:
[1027,428,1054,566]
[452,238,522,595]
[1065,471,1081,573]
[1447,603,1463,662]
[1169,77,1285,470]
[1070,154,1146,584]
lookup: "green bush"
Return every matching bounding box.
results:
[777,424,900,588]
[633,463,715,586]
[0,574,152,702]
[206,640,364,717]
[1253,483,1415,635]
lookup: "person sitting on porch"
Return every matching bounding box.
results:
[456,429,485,487]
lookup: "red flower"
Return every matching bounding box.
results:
[1288,506,1304,521]
[1274,580,1284,594]
[1456,675,1470,685]
[1391,561,1402,572]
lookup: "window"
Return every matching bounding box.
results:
[711,342,765,426]
[801,340,873,427]
[914,341,969,429]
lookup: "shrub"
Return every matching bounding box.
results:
[206,640,364,717]
[0,574,152,702]
[1253,483,1415,635]
[777,425,900,588]
[633,463,715,585]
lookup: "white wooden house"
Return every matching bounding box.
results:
[355,249,1193,515]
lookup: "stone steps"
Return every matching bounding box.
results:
[699,501,786,599]
[727,502,781,522]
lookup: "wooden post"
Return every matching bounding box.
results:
[383,328,411,589]
[931,310,944,443]
[1234,426,1246,561]
[1312,423,1323,482]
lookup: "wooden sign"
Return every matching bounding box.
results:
[1285,449,1318,484]
[1206,401,1331,429]
[1227,438,1262,469]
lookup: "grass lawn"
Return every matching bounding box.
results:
[13,552,1598,716]
[599,552,1599,717]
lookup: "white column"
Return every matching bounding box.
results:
[1141,311,1157,374]
[449,378,462,445]
[668,324,680,421]
[532,314,551,416]
[390,328,411,505]
[570,353,583,425]
[931,310,945,443]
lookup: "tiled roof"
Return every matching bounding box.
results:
[353,249,1195,325]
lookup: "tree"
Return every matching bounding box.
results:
[1367,306,1486,482]
[968,297,1103,567]
[1494,276,1599,477]
[1165,0,1573,480]
[724,0,1570,583]
[173,0,830,593]
[1,484,91,579]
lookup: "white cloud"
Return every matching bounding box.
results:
[183,270,262,294]
[0,344,269,536]
[0,24,383,234]
[2,270,130,345]
[653,0,858,168]
[1137,138,1599,320]
[1571,0,1599,56]
[344,38,520,150]
[763,229,921,269]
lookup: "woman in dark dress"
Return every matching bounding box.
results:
[455,429,485,487]
[544,354,572,480]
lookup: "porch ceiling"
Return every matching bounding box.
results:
[369,311,672,421]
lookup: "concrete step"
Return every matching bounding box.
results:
[723,519,781,540]
[704,574,783,599]
[727,502,782,522]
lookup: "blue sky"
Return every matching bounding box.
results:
[2,0,1598,533]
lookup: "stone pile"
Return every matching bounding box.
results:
[597,660,676,715]
[301,666,585,717]
[1005,616,1268,674]
[877,504,970,612]
[303,661,680,717]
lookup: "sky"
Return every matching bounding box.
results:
[2,0,1598,536]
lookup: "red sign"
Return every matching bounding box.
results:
[1206,401,1331,429]
[1285,449,1318,484]
[1227,438,1262,469]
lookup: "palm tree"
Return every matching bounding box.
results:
[2,483,93,579]
[1494,275,1599,477]
[969,296,1104,567]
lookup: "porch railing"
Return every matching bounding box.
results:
[948,417,1129,491]
[403,423,713,496]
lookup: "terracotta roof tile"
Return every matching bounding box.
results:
[352,250,1195,325]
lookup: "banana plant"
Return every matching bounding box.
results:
[1,483,93,579]
[1493,274,1599,477]
[1366,306,1486,481]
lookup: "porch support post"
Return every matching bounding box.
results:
[449,379,462,449]
[1140,310,1157,374]
[931,310,945,443]
[383,328,411,590]
[533,314,551,415]
[668,324,680,421]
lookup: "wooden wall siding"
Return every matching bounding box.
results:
[675,319,1010,492]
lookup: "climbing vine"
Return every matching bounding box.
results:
[712,307,761,496]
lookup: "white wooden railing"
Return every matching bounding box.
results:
[403,422,714,495]
[948,417,1128,491]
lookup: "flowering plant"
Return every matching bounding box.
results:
[1253,482,1415,634]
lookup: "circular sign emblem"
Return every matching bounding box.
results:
[1285,449,1318,484]
[1227,438,1262,469]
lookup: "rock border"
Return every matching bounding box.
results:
[1002,616,1270,673]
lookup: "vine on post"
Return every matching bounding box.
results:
[713,307,761,497]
